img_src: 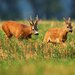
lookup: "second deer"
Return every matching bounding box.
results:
[43,17,73,44]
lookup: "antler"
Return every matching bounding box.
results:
[28,16,34,26]
[35,15,39,25]
[30,16,32,21]
[36,15,39,21]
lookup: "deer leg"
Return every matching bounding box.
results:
[14,34,20,39]
[59,42,67,48]
[27,34,32,38]
[62,43,67,47]
[23,34,32,39]
[4,30,12,38]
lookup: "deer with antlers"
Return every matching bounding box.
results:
[43,17,73,44]
[2,16,39,39]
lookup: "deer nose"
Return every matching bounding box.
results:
[69,29,72,32]
[70,30,72,32]
[35,31,39,35]
[35,33,39,35]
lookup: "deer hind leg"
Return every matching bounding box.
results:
[14,33,20,39]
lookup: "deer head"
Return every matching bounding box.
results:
[29,16,39,35]
[64,17,73,32]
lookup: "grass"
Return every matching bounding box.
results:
[0,20,75,75]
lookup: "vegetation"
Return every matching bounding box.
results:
[0,20,75,75]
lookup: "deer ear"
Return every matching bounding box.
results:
[63,17,66,21]
[68,17,71,21]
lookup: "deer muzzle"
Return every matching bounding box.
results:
[34,31,39,35]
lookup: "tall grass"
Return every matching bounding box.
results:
[0,20,75,75]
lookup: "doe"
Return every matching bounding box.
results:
[43,17,73,44]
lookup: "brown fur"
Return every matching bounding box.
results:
[43,18,73,43]
[2,21,35,38]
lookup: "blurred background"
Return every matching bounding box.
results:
[0,0,75,20]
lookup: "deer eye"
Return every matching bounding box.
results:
[32,28,35,30]
[67,26,69,28]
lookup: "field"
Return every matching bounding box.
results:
[0,20,75,75]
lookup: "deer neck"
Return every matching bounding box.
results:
[62,27,69,38]
[61,27,68,42]
[64,27,69,33]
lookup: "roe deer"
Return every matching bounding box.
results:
[43,17,73,44]
[2,16,39,39]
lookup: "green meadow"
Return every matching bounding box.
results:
[0,20,75,75]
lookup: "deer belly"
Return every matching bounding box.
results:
[50,38,60,43]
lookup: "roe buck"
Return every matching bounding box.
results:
[2,16,39,39]
[43,17,73,44]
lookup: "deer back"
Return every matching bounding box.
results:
[2,16,39,39]
[2,21,32,38]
